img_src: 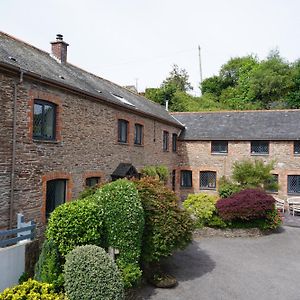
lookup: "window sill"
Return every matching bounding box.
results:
[250,153,269,156]
[118,142,129,146]
[211,152,228,156]
[134,143,144,147]
[163,150,169,152]
[180,186,193,189]
[33,139,60,144]
[200,188,216,191]
[294,154,300,156]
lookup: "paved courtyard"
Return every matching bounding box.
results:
[138,224,300,300]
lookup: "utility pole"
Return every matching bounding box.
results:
[198,45,203,94]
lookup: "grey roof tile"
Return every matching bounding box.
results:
[172,111,300,141]
[0,32,181,127]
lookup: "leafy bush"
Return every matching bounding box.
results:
[34,239,64,291]
[183,193,218,228]
[95,179,144,287]
[206,214,228,228]
[232,160,277,190]
[64,245,124,300]
[46,198,104,257]
[0,279,65,299]
[218,176,242,198]
[141,165,169,182]
[216,189,275,221]
[133,177,194,263]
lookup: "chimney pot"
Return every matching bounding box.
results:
[51,34,69,64]
[56,34,63,41]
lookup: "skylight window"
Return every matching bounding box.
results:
[110,93,135,107]
[59,75,65,80]
[8,56,17,62]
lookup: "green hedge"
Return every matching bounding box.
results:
[34,239,64,291]
[64,245,124,300]
[95,179,144,287]
[133,177,194,263]
[46,197,104,257]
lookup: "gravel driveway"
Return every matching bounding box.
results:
[138,226,300,300]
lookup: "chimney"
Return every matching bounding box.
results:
[51,34,69,64]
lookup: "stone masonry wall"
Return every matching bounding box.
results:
[176,139,300,200]
[0,72,181,234]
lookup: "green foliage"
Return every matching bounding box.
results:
[133,177,194,263]
[116,262,142,289]
[18,272,29,284]
[34,239,64,291]
[227,208,282,230]
[95,179,144,287]
[183,193,218,228]
[46,198,104,257]
[206,214,228,228]
[218,176,242,198]
[141,165,169,182]
[161,64,193,92]
[64,245,124,300]
[0,279,65,300]
[232,160,277,190]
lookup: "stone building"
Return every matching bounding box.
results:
[1,31,300,233]
[173,111,300,200]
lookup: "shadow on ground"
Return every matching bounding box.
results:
[135,241,215,299]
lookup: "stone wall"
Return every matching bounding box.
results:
[0,71,181,233]
[176,139,300,200]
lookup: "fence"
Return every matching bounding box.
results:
[0,214,36,292]
[0,214,35,247]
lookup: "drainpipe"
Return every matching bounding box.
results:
[9,70,23,229]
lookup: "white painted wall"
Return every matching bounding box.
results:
[0,241,28,292]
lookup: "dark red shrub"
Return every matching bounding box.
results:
[216,189,275,221]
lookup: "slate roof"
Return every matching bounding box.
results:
[172,111,300,141]
[0,32,182,127]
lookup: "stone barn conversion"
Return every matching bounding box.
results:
[1,31,300,234]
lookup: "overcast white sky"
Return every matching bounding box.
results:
[1,0,299,94]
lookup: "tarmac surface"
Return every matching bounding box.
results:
[138,224,300,300]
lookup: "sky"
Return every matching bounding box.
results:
[1,0,299,95]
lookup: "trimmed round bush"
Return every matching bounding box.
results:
[216,189,275,221]
[46,197,104,257]
[183,193,218,228]
[64,245,124,300]
[133,177,194,263]
[95,179,144,287]
[0,279,64,299]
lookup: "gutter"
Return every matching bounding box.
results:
[0,63,184,129]
[9,70,23,229]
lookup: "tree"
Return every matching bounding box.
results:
[161,64,193,92]
[232,160,277,191]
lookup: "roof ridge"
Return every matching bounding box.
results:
[171,109,300,114]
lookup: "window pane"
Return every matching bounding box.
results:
[200,171,216,189]
[44,105,55,139]
[294,141,300,154]
[134,124,143,145]
[46,179,66,219]
[118,120,128,143]
[86,177,100,187]
[211,141,228,153]
[172,170,176,191]
[172,133,177,152]
[163,131,169,151]
[288,175,300,194]
[33,101,56,140]
[267,174,278,193]
[33,103,43,137]
[251,141,269,154]
[180,170,192,187]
